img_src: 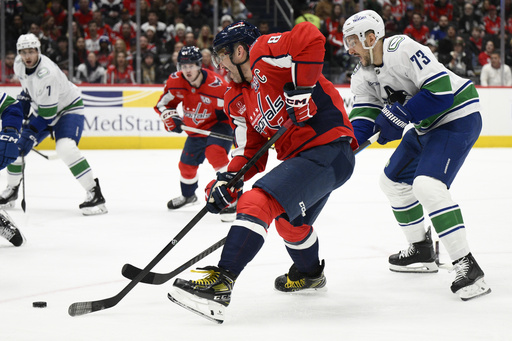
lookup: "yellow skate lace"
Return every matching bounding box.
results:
[284,277,306,289]
[190,269,220,287]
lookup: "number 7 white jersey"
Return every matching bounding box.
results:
[349,35,480,134]
[14,54,84,124]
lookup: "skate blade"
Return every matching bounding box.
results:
[220,212,236,223]
[167,288,225,324]
[389,262,439,273]
[457,278,492,301]
[81,204,108,216]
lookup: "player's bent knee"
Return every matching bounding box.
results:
[379,171,413,201]
[413,175,454,212]
[237,188,284,227]
[55,138,80,162]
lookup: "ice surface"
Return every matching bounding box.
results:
[0,148,510,340]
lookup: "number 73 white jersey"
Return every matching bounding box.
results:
[350,35,480,134]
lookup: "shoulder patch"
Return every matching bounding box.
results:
[387,36,405,52]
[37,67,50,78]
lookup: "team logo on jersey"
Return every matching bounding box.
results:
[209,76,223,88]
[253,93,284,134]
[235,100,246,114]
[184,102,211,125]
[387,36,405,52]
[200,95,211,104]
[170,72,179,79]
[37,67,50,78]
[254,69,267,83]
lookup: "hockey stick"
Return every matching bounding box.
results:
[122,237,226,285]
[32,148,59,160]
[21,155,26,213]
[121,130,382,285]
[181,125,233,141]
[68,119,293,317]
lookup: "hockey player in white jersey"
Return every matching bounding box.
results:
[343,10,490,300]
[0,33,107,216]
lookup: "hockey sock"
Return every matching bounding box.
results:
[413,176,470,260]
[178,162,199,197]
[6,157,23,186]
[56,138,95,190]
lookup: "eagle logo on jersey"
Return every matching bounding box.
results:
[209,76,223,88]
[170,72,179,79]
[184,102,211,125]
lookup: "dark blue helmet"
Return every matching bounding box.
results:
[177,46,202,70]
[212,21,261,67]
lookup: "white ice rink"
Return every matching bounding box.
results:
[0,147,510,341]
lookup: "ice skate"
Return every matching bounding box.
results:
[167,194,198,209]
[0,210,25,246]
[450,253,491,301]
[168,266,236,324]
[275,260,326,293]
[219,203,236,222]
[79,178,108,216]
[0,184,19,209]
[389,227,438,273]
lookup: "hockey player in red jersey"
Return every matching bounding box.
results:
[154,46,235,221]
[167,21,358,323]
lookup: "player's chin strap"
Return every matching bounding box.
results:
[230,45,251,83]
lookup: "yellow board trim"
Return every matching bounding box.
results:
[34,135,512,150]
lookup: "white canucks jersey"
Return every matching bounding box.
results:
[349,35,480,134]
[14,54,84,124]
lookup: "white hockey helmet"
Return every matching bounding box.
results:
[16,33,41,54]
[343,10,385,50]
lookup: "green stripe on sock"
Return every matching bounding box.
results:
[431,208,464,234]
[7,164,22,174]
[70,159,91,177]
[392,203,424,224]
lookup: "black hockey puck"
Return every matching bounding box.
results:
[32,301,47,308]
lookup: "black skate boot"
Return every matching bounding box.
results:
[219,203,236,222]
[0,210,25,247]
[79,178,108,216]
[0,184,19,209]
[275,260,326,293]
[167,194,197,209]
[450,253,491,301]
[168,266,237,324]
[389,227,438,273]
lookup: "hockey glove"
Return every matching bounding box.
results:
[283,82,316,127]
[374,102,412,145]
[0,128,20,170]
[18,125,39,157]
[205,172,243,214]
[160,109,183,133]
[16,91,32,119]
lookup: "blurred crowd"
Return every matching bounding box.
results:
[1,0,511,86]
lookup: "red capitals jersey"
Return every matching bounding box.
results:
[224,22,357,180]
[154,69,229,134]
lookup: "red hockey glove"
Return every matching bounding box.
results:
[160,109,183,133]
[205,172,243,214]
[283,82,316,127]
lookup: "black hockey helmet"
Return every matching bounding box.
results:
[177,46,202,70]
[212,20,261,67]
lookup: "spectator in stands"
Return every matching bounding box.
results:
[382,4,400,37]
[384,0,406,22]
[480,52,512,86]
[21,0,46,26]
[97,36,111,68]
[325,4,344,33]
[106,51,135,84]
[467,26,484,62]
[315,0,334,24]
[437,24,457,65]
[142,10,167,40]
[458,3,482,38]
[426,38,439,59]
[49,36,71,73]
[41,15,61,50]
[428,0,454,22]
[398,4,414,32]
[185,0,209,36]
[364,0,383,15]
[479,40,495,66]
[483,5,500,44]
[75,36,88,67]
[184,32,196,47]
[84,21,102,55]
[446,37,475,78]
[506,37,512,68]
[141,51,165,84]
[29,22,55,56]
[342,0,358,18]
[295,3,321,29]
[6,14,26,52]
[76,51,107,84]
[99,0,123,27]
[163,0,179,26]
[201,48,215,72]
[108,38,132,67]
[44,0,68,32]
[452,0,467,22]
[74,0,95,29]
[431,15,449,43]
[218,15,234,33]
[0,51,20,84]
[90,10,115,42]
[404,12,430,45]
[172,22,188,46]
[113,8,137,37]
[118,22,136,51]
[196,25,213,50]
[221,0,249,21]
[258,20,270,35]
